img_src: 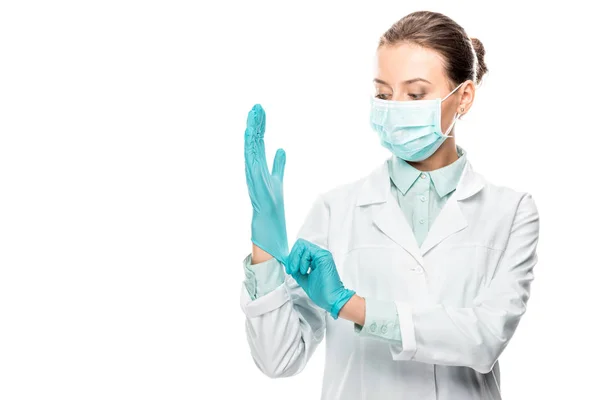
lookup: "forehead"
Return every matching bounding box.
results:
[375,42,448,84]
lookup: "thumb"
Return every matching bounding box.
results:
[271,148,286,180]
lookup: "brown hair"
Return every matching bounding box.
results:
[378,11,488,86]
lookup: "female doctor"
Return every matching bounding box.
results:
[240,10,539,400]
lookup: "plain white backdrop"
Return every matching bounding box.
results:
[0,1,599,399]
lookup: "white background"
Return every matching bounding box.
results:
[0,1,598,399]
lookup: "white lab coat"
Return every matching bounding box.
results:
[240,158,539,400]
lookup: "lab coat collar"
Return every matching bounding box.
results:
[452,161,486,201]
[356,154,485,264]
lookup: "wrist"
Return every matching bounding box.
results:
[338,294,365,325]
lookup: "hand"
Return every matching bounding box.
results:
[286,239,355,319]
[244,104,289,265]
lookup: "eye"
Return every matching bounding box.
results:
[375,94,392,100]
[408,93,425,100]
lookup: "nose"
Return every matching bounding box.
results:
[391,93,404,101]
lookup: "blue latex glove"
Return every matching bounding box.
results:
[244,104,289,265]
[286,239,355,319]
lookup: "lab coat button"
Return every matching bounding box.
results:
[419,219,425,224]
[381,325,388,334]
[420,195,426,202]
[420,173,427,179]
[370,323,377,332]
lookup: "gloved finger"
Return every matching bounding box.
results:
[307,245,331,272]
[245,103,266,138]
[271,148,286,181]
[244,105,266,162]
[244,162,260,210]
[299,245,312,275]
[244,104,270,181]
[289,246,306,276]
[286,239,307,275]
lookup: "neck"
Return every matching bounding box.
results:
[407,137,459,172]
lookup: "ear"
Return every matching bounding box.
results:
[457,80,476,119]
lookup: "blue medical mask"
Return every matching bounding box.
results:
[370,82,464,162]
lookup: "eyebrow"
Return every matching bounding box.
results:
[373,77,432,85]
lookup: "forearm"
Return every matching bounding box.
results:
[252,243,273,264]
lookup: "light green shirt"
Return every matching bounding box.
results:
[243,147,467,346]
[243,254,285,300]
[389,146,467,247]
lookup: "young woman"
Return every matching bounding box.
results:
[241,11,539,400]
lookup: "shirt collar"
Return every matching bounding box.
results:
[389,146,468,198]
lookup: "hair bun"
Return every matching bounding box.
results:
[470,37,488,84]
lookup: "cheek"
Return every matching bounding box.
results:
[440,99,459,130]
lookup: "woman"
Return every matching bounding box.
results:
[241,11,539,400]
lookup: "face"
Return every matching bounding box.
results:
[374,42,475,133]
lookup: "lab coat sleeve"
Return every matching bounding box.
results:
[240,195,329,378]
[390,193,539,374]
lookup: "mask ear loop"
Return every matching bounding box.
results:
[443,113,460,138]
[442,81,464,102]
[441,82,465,138]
